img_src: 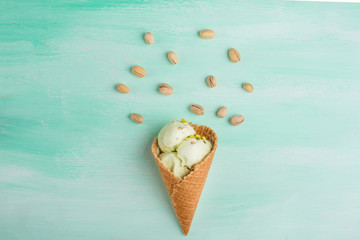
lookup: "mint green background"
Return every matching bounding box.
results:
[1,0,360,239]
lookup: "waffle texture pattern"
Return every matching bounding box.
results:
[151,124,218,235]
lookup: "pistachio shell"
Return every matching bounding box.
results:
[199,29,216,39]
[168,51,178,65]
[216,106,227,118]
[144,32,154,45]
[158,83,173,95]
[130,113,143,124]
[116,84,129,94]
[206,76,217,88]
[189,104,204,115]
[131,66,146,78]
[230,115,244,126]
[229,48,241,63]
[242,83,254,92]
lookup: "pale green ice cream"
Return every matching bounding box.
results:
[176,138,212,169]
[157,120,213,178]
[158,120,196,153]
[160,152,191,178]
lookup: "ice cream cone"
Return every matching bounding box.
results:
[151,124,218,235]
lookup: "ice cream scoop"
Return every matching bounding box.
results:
[177,137,212,168]
[160,152,190,178]
[158,120,196,153]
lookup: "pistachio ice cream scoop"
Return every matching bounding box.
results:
[157,119,213,179]
[176,136,212,168]
[160,152,190,178]
[158,120,196,153]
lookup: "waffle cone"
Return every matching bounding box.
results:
[151,124,218,235]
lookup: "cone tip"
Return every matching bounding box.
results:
[180,223,190,235]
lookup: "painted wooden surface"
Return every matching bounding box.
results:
[1,0,360,239]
